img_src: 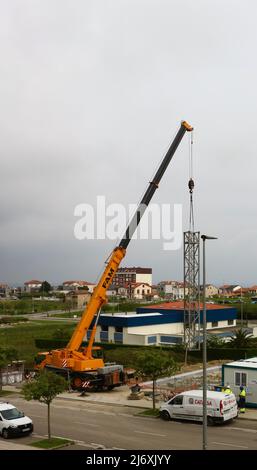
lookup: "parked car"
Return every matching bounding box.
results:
[0,402,33,438]
[160,389,238,425]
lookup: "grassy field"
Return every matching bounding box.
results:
[0,321,76,366]
[0,299,67,315]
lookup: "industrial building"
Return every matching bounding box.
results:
[222,358,257,408]
[89,302,237,346]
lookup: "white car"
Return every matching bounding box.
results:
[160,389,238,425]
[0,402,33,439]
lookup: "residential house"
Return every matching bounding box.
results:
[0,283,10,298]
[65,290,91,309]
[126,282,152,300]
[24,280,42,293]
[200,284,219,298]
[158,281,188,299]
[62,280,96,294]
[219,285,242,297]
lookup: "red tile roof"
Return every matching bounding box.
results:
[24,280,42,285]
[63,280,94,286]
[145,301,231,310]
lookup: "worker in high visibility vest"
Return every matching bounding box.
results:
[238,386,246,413]
[224,384,232,394]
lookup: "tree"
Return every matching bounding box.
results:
[22,370,67,439]
[40,281,52,294]
[0,347,19,392]
[206,334,225,349]
[227,328,253,349]
[135,348,178,410]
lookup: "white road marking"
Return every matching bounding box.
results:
[90,442,106,449]
[229,427,257,434]
[134,430,166,437]
[73,421,100,427]
[212,441,248,449]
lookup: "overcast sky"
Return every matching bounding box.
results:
[1,0,257,287]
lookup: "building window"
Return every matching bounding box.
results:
[211,321,218,328]
[137,289,140,294]
[101,325,108,332]
[115,327,123,333]
[142,290,145,295]
[235,371,247,387]
[228,319,234,326]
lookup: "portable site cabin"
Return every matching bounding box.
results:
[222,357,257,408]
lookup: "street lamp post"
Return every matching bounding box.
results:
[201,234,217,451]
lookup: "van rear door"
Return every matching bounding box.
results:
[221,394,238,421]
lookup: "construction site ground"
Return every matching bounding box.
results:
[2,358,257,421]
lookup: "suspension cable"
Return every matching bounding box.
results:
[188,131,195,232]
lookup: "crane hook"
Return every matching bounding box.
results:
[188,178,194,194]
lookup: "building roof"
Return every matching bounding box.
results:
[224,358,257,369]
[143,301,231,310]
[63,280,94,286]
[67,290,91,295]
[24,280,42,285]
[116,267,152,274]
[125,282,152,289]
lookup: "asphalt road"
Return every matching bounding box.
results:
[2,396,257,450]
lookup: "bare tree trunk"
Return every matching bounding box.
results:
[184,344,188,366]
[152,379,156,410]
[47,403,51,439]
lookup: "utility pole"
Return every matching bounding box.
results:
[201,234,217,451]
[241,287,243,326]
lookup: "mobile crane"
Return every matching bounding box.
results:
[35,121,193,391]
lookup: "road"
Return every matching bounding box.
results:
[2,396,257,450]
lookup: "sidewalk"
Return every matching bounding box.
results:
[3,384,257,420]
[0,441,39,450]
[57,385,156,409]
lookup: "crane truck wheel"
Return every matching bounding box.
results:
[71,377,83,389]
[160,410,170,421]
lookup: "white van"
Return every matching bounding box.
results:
[0,402,33,439]
[160,390,238,425]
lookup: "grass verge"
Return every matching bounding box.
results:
[0,390,19,397]
[31,437,74,449]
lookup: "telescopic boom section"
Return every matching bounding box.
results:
[67,121,193,353]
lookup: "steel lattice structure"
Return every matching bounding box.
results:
[183,231,200,350]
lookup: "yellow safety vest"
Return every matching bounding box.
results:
[239,389,246,398]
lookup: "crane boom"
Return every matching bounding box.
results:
[67,120,193,352]
[37,120,193,389]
